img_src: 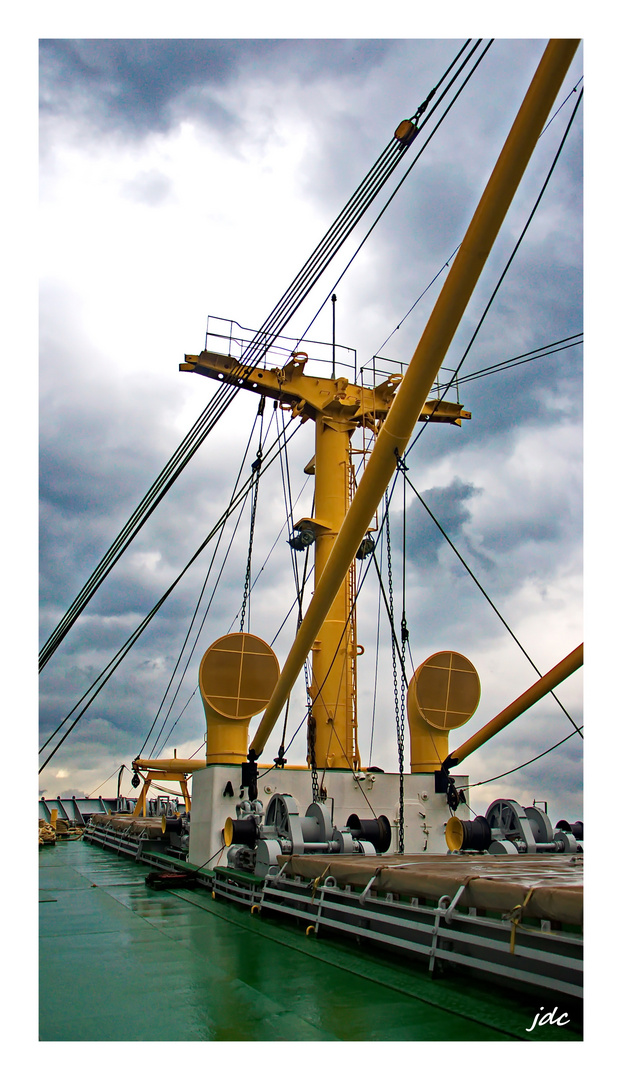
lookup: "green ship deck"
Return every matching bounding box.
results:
[39,839,582,1042]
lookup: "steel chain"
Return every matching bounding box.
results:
[239,450,262,632]
[386,498,405,852]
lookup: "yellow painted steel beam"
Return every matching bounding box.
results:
[130,768,197,816]
[132,757,207,773]
[309,416,357,768]
[444,643,583,767]
[132,778,150,816]
[181,350,398,425]
[249,39,579,760]
[181,351,470,426]
[180,779,191,814]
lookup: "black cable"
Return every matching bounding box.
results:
[39,420,301,768]
[541,76,583,137]
[40,40,487,672]
[295,42,494,349]
[239,401,267,633]
[370,550,410,685]
[278,405,303,599]
[406,479,582,738]
[270,566,314,648]
[325,721,382,821]
[39,376,243,670]
[145,410,264,758]
[146,491,252,758]
[432,335,582,391]
[406,85,583,454]
[468,725,583,787]
[226,472,312,635]
[152,690,197,756]
[370,244,462,364]
[152,406,282,757]
[368,528,384,768]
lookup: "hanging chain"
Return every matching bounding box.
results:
[399,451,410,773]
[239,463,260,631]
[305,658,320,803]
[239,399,265,632]
[309,719,319,804]
[386,495,405,852]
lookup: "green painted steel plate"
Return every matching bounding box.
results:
[39,840,582,1042]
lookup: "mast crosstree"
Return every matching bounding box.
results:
[181,348,469,769]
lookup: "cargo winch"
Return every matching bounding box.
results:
[225,792,392,874]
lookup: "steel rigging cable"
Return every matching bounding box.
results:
[275,64,583,772]
[432,334,582,391]
[405,477,583,739]
[38,419,300,770]
[293,42,494,349]
[405,85,583,456]
[145,403,271,759]
[38,376,247,670]
[467,724,583,787]
[232,39,480,373]
[40,41,504,767]
[39,39,484,672]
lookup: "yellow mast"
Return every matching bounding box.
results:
[183,38,578,773]
[309,410,359,769]
[181,352,468,770]
[247,38,579,763]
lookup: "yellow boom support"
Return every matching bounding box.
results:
[443,643,583,768]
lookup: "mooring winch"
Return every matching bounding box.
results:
[446,798,583,854]
[224,792,392,875]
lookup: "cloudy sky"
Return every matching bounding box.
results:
[36,34,585,828]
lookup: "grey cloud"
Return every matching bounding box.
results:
[39,39,582,800]
[40,39,245,137]
[39,39,396,143]
[391,476,484,571]
[121,169,174,206]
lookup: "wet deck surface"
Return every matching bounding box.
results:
[39,840,582,1042]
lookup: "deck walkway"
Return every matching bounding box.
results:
[39,839,582,1042]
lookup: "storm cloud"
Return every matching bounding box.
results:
[39,38,583,826]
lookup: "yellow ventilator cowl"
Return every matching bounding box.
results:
[407,651,480,772]
[199,633,280,764]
